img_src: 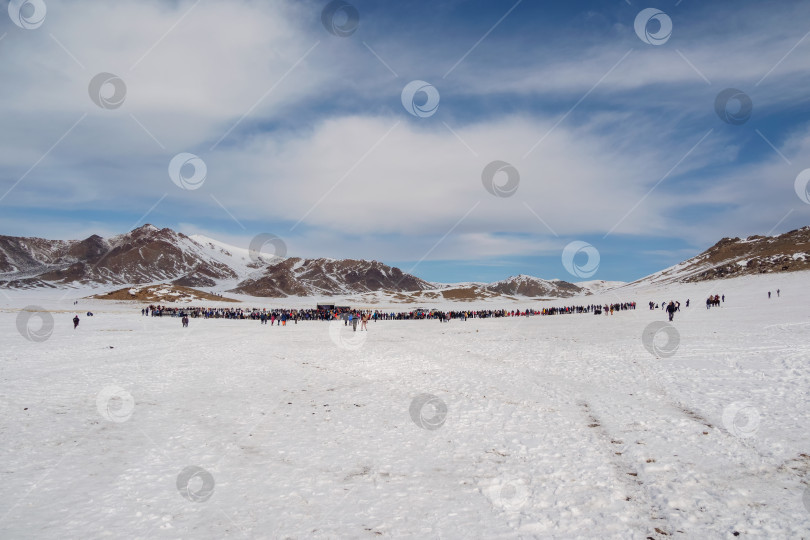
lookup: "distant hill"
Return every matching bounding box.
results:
[484,274,584,298]
[0,225,237,289]
[3,224,805,299]
[229,257,432,297]
[0,225,437,297]
[574,280,627,294]
[631,227,810,286]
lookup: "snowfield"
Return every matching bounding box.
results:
[2,271,810,538]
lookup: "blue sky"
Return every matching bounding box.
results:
[1,0,809,283]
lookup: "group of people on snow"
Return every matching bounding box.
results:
[646,294,728,321]
[344,312,370,331]
[140,301,645,330]
[706,295,723,308]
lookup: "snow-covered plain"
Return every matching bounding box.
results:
[2,271,810,539]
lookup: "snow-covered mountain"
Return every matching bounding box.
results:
[230,257,432,297]
[630,227,810,286]
[484,274,584,298]
[575,280,627,294]
[0,225,239,289]
[0,225,432,296]
[3,224,805,298]
[0,226,585,298]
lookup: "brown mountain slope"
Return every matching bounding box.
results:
[229,257,432,297]
[634,226,810,285]
[0,226,434,296]
[484,275,584,298]
[0,225,238,288]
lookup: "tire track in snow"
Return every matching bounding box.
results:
[576,399,678,539]
[408,329,675,536]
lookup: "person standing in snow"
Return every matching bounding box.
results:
[73,315,80,329]
[360,313,368,331]
[777,289,780,297]
[666,301,676,322]
[351,313,358,332]
[768,291,771,299]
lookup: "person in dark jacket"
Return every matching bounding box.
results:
[666,301,676,322]
[73,315,80,329]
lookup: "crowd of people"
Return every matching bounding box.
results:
[541,302,636,316]
[83,286,785,332]
[143,305,326,323]
[141,301,643,328]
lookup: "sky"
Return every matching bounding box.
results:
[1,0,810,284]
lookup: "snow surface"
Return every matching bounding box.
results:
[2,271,810,538]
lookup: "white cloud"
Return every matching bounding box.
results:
[1,0,808,268]
[200,113,706,237]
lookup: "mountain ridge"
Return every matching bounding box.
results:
[0,225,499,297]
[630,226,810,286]
[3,224,807,298]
